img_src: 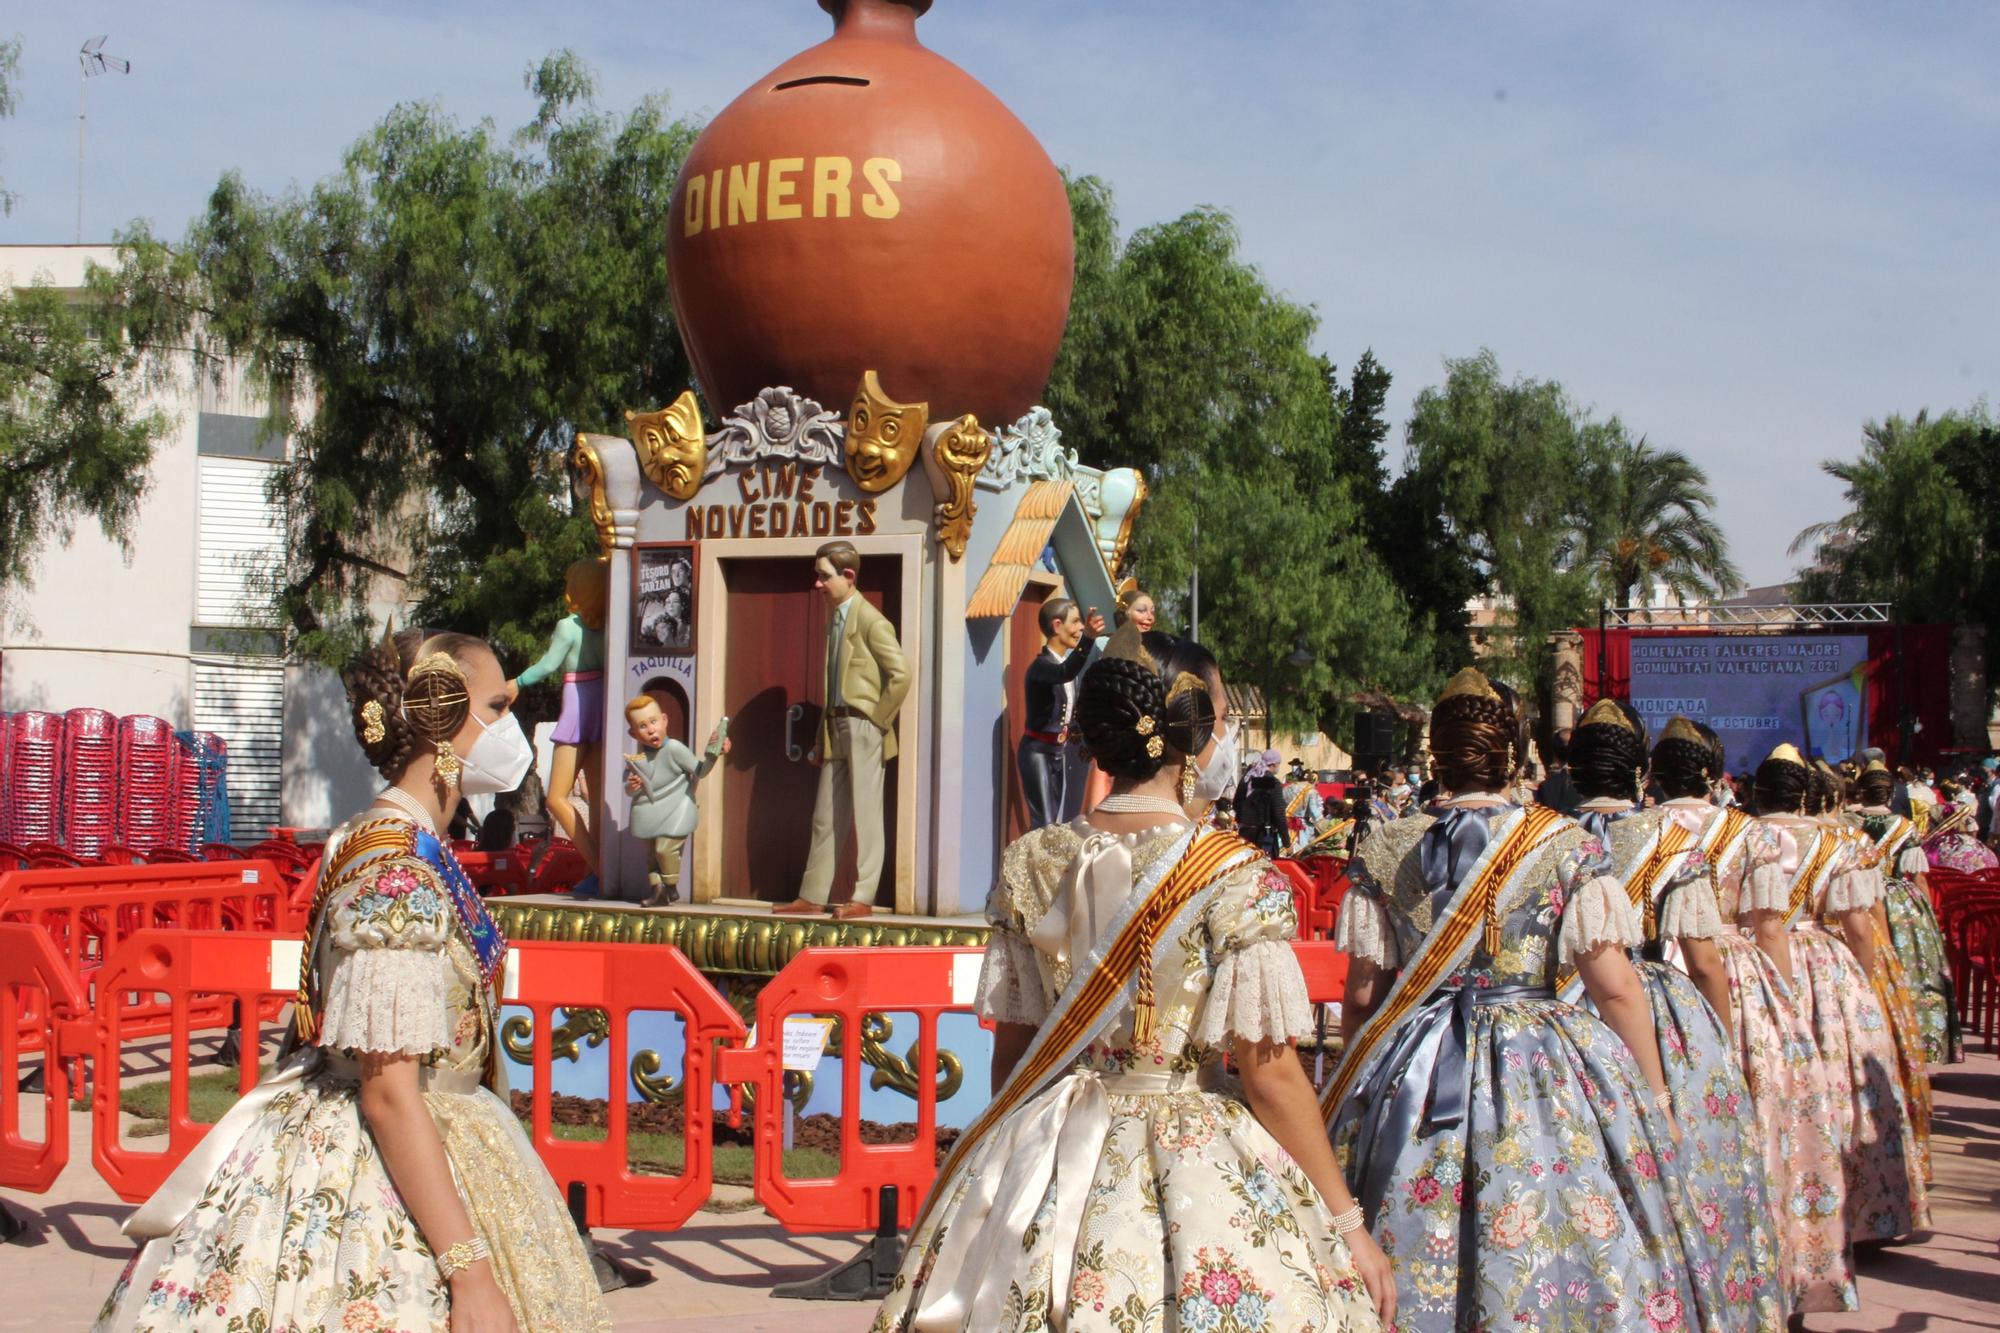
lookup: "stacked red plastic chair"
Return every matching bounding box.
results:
[4,712,64,846]
[114,715,181,854]
[60,708,120,858]
[171,732,229,854]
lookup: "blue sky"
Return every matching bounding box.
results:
[3,1,1995,588]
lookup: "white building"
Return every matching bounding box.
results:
[1,244,381,838]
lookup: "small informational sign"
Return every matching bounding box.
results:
[268,939,304,992]
[502,948,523,1002]
[242,868,260,883]
[782,1016,836,1072]
[950,952,984,1006]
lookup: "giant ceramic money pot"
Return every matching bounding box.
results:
[667,0,1075,427]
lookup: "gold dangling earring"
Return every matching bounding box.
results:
[1179,754,1199,807]
[1633,766,1644,802]
[434,739,463,792]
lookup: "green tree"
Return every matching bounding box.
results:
[1397,350,1600,686]
[1582,429,1741,611]
[1791,409,1989,623]
[1328,348,1483,682]
[108,52,699,675]
[0,38,181,600]
[1045,179,1438,727]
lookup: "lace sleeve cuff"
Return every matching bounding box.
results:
[1194,939,1314,1047]
[319,946,453,1057]
[1334,889,1400,967]
[1897,846,1929,878]
[1658,875,1727,940]
[973,928,1048,1027]
[1557,876,1643,963]
[1823,866,1881,913]
[1738,863,1791,914]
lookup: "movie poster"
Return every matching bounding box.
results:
[1626,634,1870,773]
[632,543,696,655]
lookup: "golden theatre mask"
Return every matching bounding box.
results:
[846,370,928,493]
[628,390,707,501]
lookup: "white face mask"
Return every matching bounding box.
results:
[1186,720,1239,808]
[456,711,535,796]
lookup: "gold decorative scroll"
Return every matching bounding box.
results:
[921,413,993,562]
[846,369,928,493]
[487,900,990,977]
[628,390,708,500]
[570,433,615,554]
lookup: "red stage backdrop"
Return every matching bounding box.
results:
[1578,625,1953,774]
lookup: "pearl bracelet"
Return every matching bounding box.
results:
[1329,1204,1366,1236]
[435,1236,490,1282]
[1652,1088,1673,1112]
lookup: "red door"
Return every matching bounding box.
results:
[719,556,902,903]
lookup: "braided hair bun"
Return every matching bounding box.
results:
[1570,719,1649,802]
[1430,682,1522,794]
[343,628,492,782]
[1752,755,1810,815]
[1077,655,1217,782]
[1856,768,1895,806]
[1650,736,1715,800]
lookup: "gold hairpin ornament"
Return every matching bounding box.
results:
[1135,715,1156,737]
[1146,736,1165,759]
[361,700,386,745]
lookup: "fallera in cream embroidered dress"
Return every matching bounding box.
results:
[93,813,610,1333]
[1330,805,1748,1333]
[871,819,1383,1333]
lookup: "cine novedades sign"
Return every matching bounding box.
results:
[682,461,880,541]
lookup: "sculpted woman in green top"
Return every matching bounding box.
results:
[513,557,609,893]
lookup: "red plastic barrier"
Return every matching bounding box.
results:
[716,946,983,1233]
[0,860,299,1049]
[509,939,747,1229]
[1270,859,1316,941]
[76,930,746,1227]
[456,849,531,897]
[88,930,289,1201]
[0,922,83,1192]
[1292,939,1349,1005]
[530,841,588,894]
[1295,855,1352,941]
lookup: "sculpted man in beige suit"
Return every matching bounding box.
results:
[775,540,911,919]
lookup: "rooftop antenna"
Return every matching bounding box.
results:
[77,35,131,242]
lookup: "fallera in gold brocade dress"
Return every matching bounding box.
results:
[93,812,611,1333]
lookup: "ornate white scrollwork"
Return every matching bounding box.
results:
[976,405,1077,491]
[702,386,847,480]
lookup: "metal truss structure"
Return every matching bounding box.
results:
[1601,602,1892,630]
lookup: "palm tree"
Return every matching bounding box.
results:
[1789,411,1981,621]
[1584,431,1742,612]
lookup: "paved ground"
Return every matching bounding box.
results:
[5,1055,1995,1330]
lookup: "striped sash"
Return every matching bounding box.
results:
[1873,815,1915,864]
[1318,804,1568,1122]
[1787,829,1843,925]
[1553,817,1694,997]
[911,827,1257,1237]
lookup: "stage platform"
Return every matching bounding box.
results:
[487,895,988,981]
